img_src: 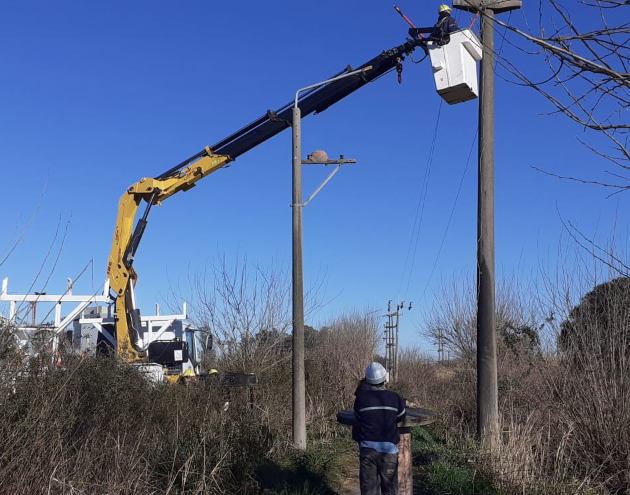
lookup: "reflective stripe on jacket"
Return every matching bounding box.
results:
[353,387,406,445]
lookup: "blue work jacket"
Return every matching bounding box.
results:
[353,386,406,445]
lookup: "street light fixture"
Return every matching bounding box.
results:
[291,68,368,449]
[301,153,357,207]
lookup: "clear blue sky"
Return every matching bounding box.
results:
[1,1,626,354]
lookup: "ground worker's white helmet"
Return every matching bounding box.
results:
[439,4,452,13]
[365,362,387,384]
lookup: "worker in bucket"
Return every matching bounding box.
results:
[408,4,459,45]
[430,4,459,44]
[353,362,406,495]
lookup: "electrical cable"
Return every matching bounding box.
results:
[398,7,470,300]
[411,9,513,309]
[418,129,477,302]
[398,101,443,298]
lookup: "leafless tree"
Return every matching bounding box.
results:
[421,273,543,364]
[491,0,630,192]
[308,309,381,410]
[422,275,478,364]
[0,177,48,270]
[171,255,324,374]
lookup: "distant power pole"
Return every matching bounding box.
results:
[384,300,412,383]
[384,301,393,377]
[453,0,522,443]
[435,327,445,364]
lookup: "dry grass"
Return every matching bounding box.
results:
[3,279,629,494]
[0,307,381,494]
[0,350,273,494]
[397,294,630,494]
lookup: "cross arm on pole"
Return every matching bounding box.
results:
[453,0,522,15]
[299,155,357,207]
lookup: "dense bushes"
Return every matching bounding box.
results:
[3,270,629,494]
[402,274,630,494]
[0,309,377,494]
[0,350,276,494]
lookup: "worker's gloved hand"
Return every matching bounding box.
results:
[408,27,421,38]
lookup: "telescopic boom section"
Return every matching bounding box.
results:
[156,38,421,179]
[108,37,422,362]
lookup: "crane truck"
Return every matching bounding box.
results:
[1,25,481,381]
[108,35,433,376]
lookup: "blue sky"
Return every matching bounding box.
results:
[1,1,626,354]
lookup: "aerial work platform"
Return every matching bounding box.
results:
[429,29,483,104]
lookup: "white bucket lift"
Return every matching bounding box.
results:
[428,29,482,105]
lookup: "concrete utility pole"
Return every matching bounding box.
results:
[453,0,521,443]
[291,69,364,449]
[291,108,306,450]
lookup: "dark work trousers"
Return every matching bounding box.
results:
[359,447,398,495]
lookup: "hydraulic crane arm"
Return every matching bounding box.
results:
[108,37,423,362]
[157,38,421,179]
[107,148,232,361]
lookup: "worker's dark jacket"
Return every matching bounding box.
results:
[353,387,406,444]
[436,13,458,34]
[431,13,459,45]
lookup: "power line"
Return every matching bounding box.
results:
[413,10,512,306]
[398,101,443,298]
[418,129,477,302]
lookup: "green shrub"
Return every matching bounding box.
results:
[427,460,497,495]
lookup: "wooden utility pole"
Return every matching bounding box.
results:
[453,0,521,443]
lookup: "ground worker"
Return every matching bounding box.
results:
[408,4,459,45]
[201,368,220,385]
[354,377,370,396]
[353,362,406,495]
[179,368,197,385]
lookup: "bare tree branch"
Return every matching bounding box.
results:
[478,0,630,190]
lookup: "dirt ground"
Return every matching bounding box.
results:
[337,456,361,494]
[337,457,429,495]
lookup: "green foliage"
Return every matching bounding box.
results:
[560,276,630,362]
[410,425,499,495]
[427,461,497,495]
[257,438,355,494]
[411,425,438,452]
[0,332,358,495]
[499,322,541,358]
[262,482,329,495]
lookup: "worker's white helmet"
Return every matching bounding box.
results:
[365,362,387,384]
[438,4,452,13]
